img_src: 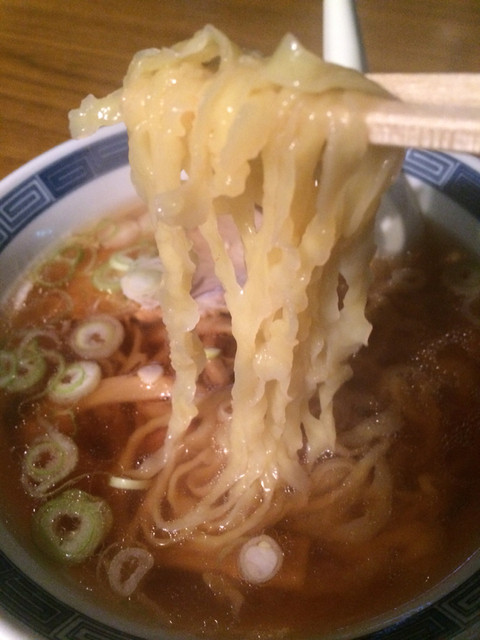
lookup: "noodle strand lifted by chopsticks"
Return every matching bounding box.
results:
[70,25,403,548]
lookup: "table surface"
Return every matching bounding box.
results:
[1,0,479,179]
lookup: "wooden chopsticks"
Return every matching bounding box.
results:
[368,73,480,108]
[364,73,480,153]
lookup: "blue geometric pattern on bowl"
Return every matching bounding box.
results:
[1,134,480,639]
[0,131,128,251]
[404,148,480,219]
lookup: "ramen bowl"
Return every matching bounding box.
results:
[1,125,480,640]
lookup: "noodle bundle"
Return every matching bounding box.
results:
[69,26,403,549]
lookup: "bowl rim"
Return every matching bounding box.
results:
[0,124,127,193]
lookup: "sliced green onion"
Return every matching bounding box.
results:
[76,244,98,274]
[109,252,135,272]
[69,315,125,359]
[32,489,112,563]
[120,263,163,309]
[37,258,76,287]
[36,243,84,287]
[48,361,101,404]
[57,242,85,265]
[107,547,154,596]
[35,288,74,320]
[18,329,60,353]
[21,431,78,497]
[1,332,62,393]
[92,262,122,293]
[108,476,151,490]
[6,348,47,393]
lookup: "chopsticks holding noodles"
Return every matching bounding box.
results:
[368,73,480,108]
[322,0,480,154]
[364,73,480,153]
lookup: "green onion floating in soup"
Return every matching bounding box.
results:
[32,489,112,564]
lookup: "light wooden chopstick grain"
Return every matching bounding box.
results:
[364,73,480,153]
[368,73,480,108]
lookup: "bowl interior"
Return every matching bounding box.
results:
[1,128,480,640]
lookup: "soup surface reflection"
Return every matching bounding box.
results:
[1,207,480,639]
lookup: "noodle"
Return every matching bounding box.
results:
[69,25,403,550]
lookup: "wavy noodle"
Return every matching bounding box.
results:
[70,26,403,549]
[116,414,169,478]
[287,436,394,544]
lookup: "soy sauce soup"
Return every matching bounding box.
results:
[1,207,480,639]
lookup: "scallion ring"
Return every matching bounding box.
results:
[7,348,47,392]
[70,315,125,359]
[48,361,101,404]
[35,243,84,287]
[92,262,122,293]
[17,329,60,353]
[108,252,135,272]
[32,489,112,563]
[57,242,85,265]
[120,265,163,309]
[21,431,78,497]
[107,547,154,596]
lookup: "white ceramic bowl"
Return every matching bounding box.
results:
[1,125,480,640]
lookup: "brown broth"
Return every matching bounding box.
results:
[1,213,480,639]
